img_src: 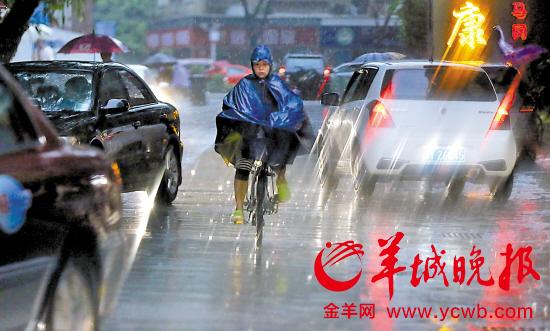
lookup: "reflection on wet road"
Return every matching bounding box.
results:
[103,94,549,331]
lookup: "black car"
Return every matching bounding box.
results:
[0,64,126,330]
[6,61,183,203]
[278,53,329,100]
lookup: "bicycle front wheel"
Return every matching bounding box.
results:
[255,170,267,247]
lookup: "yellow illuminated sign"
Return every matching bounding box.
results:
[447,2,487,49]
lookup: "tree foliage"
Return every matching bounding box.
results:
[398,0,429,57]
[523,0,550,113]
[0,0,85,63]
[239,0,272,48]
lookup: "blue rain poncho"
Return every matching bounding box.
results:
[215,74,315,166]
[218,73,306,131]
[214,46,314,166]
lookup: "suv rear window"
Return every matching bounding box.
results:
[381,67,497,102]
[285,56,324,73]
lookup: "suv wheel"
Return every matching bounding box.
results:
[351,141,376,198]
[490,172,514,203]
[446,177,466,200]
[316,139,338,192]
[157,145,180,204]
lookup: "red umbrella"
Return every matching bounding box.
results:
[58,33,128,54]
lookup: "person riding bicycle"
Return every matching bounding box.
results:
[215,45,314,224]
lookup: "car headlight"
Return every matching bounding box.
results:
[60,136,79,145]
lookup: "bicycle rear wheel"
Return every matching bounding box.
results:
[255,169,267,248]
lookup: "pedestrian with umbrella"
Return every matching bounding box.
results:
[57,32,128,62]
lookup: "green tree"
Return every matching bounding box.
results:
[239,0,272,48]
[0,0,84,63]
[94,0,158,61]
[523,0,550,113]
[398,0,429,57]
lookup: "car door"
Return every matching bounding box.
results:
[118,69,170,170]
[331,68,377,156]
[96,68,150,185]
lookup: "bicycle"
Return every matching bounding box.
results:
[244,160,279,248]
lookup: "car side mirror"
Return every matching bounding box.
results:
[100,99,129,116]
[321,92,339,106]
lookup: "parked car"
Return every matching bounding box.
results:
[322,53,407,96]
[319,61,517,202]
[6,61,183,203]
[322,61,362,95]
[206,60,252,86]
[278,53,329,100]
[0,64,126,330]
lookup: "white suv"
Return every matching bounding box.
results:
[318,61,517,201]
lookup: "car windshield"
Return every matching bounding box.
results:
[285,57,324,73]
[12,70,93,112]
[381,67,497,101]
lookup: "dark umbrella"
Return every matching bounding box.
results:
[58,33,128,54]
[353,52,406,63]
[144,53,177,66]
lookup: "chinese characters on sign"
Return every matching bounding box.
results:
[511,1,528,41]
[314,233,541,300]
[447,1,487,49]
[323,303,375,319]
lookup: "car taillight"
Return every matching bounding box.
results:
[323,67,331,77]
[278,66,286,76]
[489,95,514,131]
[111,162,122,185]
[368,101,395,128]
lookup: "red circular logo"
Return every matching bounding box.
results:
[314,241,365,292]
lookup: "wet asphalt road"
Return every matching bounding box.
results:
[103,93,550,331]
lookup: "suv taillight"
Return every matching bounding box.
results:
[368,101,395,128]
[278,66,286,77]
[323,67,331,77]
[489,93,514,131]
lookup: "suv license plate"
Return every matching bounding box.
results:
[431,148,465,162]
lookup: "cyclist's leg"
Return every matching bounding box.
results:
[273,165,291,203]
[268,130,293,202]
[232,157,253,224]
[235,169,249,211]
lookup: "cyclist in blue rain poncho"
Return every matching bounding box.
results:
[215,45,314,224]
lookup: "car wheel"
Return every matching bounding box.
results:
[490,171,514,203]
[312,133,324,159]
[316,139,338,192]
[446,177,466,200]
[350,140,376,198]
[351,155,376,198]
[157,145,180,204]
[45,258,97,331]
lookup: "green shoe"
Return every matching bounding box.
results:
[231,209,244,224]
[277,182,291,203]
